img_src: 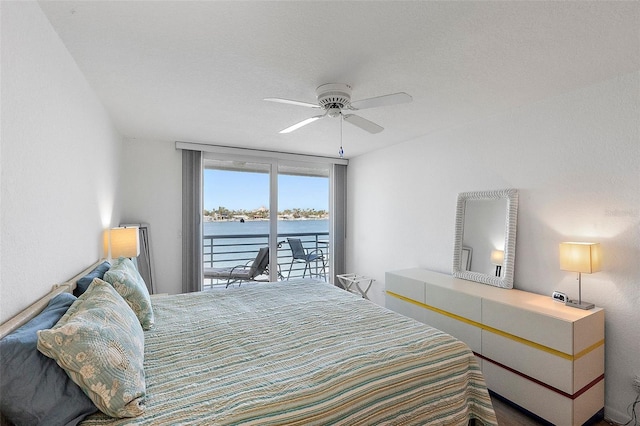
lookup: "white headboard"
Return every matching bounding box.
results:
[0,260,105,338]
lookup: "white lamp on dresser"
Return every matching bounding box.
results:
[559,242,601,310]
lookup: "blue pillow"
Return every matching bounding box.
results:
[74,261,110,296]
[0,292,98,426]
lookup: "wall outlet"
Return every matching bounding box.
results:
[633,374,640,394]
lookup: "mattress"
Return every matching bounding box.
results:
[80,279,497,425]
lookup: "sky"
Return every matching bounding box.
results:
[204,169,329,211]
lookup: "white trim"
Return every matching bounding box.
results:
[328,165,335,283]
[176,141,349,166]
[269,162,278,282]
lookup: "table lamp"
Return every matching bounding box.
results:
[559,242,600,310]
[110,226,140,259]
[491,250,504,277]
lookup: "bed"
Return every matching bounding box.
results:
[1,260,497,426]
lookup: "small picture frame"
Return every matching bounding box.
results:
[461,246,473,271]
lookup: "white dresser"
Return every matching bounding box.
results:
[385,268,605,426]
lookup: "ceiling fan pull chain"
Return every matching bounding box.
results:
[339,114,344,158]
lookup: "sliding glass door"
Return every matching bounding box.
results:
[202,154,333,288]
[277,163,330,281]
[203,159,272,287]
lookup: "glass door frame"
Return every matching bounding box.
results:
[197,144,347,283]
[276,159,331,282]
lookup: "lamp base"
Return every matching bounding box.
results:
[566,299,595,310]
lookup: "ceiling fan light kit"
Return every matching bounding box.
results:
[315,83,353,110]
[265,83,412,138]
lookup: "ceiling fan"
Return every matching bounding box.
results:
[265,83,412,134]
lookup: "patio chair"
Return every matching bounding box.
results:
[286,238,326,280]
[204,247,270,288]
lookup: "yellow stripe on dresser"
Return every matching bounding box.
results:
[385,291,604,361]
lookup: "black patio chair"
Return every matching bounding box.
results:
[204,247,270,288]
[286,238,326,280]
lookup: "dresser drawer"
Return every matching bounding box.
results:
[484,360,604,426]
[482,330,573,394]
[427,309,481,353]
[425,282,481,322]
[482,299,573,354]
[385,294,427,324]
[574,309,605,353]
[483,361,574,426]
[385,273,425,303]
[574,344,605,392]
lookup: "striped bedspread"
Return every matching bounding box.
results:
[81,280,497,425]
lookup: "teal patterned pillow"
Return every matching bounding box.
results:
[37,279,146,418]
[103,257,154,330]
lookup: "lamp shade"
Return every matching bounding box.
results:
[559,242,601,274]
[110,227,140,258]
[490,250,504,265]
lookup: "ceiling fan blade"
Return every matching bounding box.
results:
[264,97,320,109]
[349,92,412,110]
[279,114,325,134]
[343,114,384,134]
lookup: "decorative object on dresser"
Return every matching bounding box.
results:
[461,246,473,271]
[452,188,518,289]
[386,268,605,426]
[559,242,601,310]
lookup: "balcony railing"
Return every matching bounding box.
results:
[203,232,329,289]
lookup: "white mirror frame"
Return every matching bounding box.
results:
[452,188,519,289]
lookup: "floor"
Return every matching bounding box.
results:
[491,394,615,426]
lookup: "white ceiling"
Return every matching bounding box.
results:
[38,1,639,159]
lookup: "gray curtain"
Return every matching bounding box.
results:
[332,164,347,281]
[182,149,203,293]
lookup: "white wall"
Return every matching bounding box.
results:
[119,138,182,295]
[0,2,123,322]
[347,71,639,422]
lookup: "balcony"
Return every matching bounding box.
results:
[203,231,330,289]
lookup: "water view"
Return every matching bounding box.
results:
[204,219,329,236]
[203,166,330,284]
[203,219,329,284]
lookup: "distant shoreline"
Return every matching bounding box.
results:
[203,217,328,222]
[203,218,328,238]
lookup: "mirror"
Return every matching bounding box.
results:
[452,189,518,289]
